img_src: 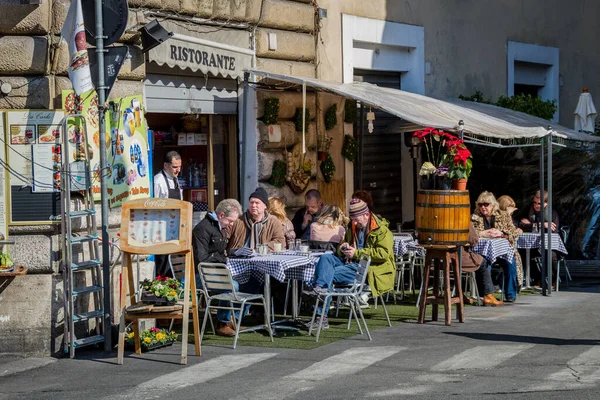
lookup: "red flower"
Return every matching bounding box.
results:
[150,327,160,332]
[156,275,167,282]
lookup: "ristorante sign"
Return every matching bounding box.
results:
[149,36,252,79]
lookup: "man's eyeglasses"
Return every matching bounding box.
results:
[478,202,490,207]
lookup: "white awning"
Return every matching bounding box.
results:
[247,69,600,147]
[149,34,254,80]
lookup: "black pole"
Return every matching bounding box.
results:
[358,103,364,190]
[539,138,547,296]
[95,0,111,351]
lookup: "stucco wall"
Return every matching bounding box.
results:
[316,0,600,127]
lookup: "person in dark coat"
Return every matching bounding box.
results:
[292,189,324,240]
[192,198,243,337]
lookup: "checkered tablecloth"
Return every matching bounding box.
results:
[393,237,426,258]
[226,254,317,284]
[517,233,568,255]
[472,238,515,263]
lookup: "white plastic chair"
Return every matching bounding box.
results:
[308,254,374,342]
[198,262,273,349]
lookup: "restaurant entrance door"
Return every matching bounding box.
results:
[353,69,404,226]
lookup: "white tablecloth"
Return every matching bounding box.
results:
[517,233,568,255]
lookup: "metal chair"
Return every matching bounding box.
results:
[393,250,416,302]
[198,262,273,349]
[308,254,374,342]
[167,255,214,333]
[557,226,572,291]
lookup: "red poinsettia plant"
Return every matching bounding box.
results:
[413,127,473,180]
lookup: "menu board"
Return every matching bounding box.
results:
[5,110,64,223]
[62,91,150,208]
[127,208,181,246]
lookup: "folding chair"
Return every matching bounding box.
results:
[557,226,572,291]
[393,250,416,302]
[308,254,375,342]
[198,262,273,349]
[166,254,214,333]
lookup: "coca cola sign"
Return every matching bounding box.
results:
[144,199,168,208]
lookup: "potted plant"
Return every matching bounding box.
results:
[140,276,180,306]
[317,135,333,161]
[413,127,454,190]
[445,138,473,190]
[125,327,178,352]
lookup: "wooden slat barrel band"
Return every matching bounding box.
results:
[418,190,469,195]
[416,203,470,208]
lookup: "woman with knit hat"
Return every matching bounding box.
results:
[306,198,395,329]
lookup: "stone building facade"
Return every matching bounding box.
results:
[0,0,319,355]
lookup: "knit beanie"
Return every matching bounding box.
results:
[249,187,269,207]
[349,199,369,218]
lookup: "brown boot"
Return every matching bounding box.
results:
[483,294,504,307]
[216,322,236,337]
[230,317,246,332]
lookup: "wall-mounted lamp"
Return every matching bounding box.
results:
[457,120,464,139]
[317,8,327,19]
[366,109,375,133]
[404,133,421,159]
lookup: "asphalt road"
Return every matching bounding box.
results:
[2,283,600,400]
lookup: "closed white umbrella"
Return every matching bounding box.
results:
[574,87,597,133]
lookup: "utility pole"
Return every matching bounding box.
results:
[94,0,112,351]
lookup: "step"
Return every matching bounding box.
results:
[70,234,98,244]
[71,260,101,271]
[69,209,96,218]
[73,334,105,348]
[72,285,103,296]
[73,310,104,322]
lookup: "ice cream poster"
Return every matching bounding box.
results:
[60,0,94,95]
[61,91,150,207]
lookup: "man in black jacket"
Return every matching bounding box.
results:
[292,189,324,240]
[192,198,243,336]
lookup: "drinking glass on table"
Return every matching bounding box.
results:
[295,239,302,251]
[287,239,295,250]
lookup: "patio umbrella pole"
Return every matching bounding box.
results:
[547,129,553,294]
[539,138,547,296]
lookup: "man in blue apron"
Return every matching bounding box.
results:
[153,151,183,277]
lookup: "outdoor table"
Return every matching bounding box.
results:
[393,237,426,259]
[517,232,568,288]
[472,238,514,264]
[226,253,320,331]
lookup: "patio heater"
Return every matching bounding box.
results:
[405,133,421,224]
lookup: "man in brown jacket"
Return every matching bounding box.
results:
[227,187,286,251]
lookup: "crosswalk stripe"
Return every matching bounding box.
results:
[432,344,534,371]
[241,346,404,400]
[527,347,600,391]
[112,353,277,400]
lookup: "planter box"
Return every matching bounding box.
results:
[141,291,177,306]
[125,340,175,353]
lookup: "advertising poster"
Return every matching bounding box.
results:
[60,0,94,95]
[62,90,150,208]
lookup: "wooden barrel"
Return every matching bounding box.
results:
[415,189,470,245]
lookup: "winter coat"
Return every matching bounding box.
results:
[471,210,523,282]
[192,212,227,267]
[227,213,286,251]
[338,214,395,297]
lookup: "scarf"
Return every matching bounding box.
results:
[243,211,270,249]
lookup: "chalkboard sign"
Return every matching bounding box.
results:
[10,186,61,223]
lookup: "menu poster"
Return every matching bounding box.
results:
[32,145,62,193]
[0,112,7,239]
[127,208,181,246]
[61,91,150,208]
[5,110,64,188]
